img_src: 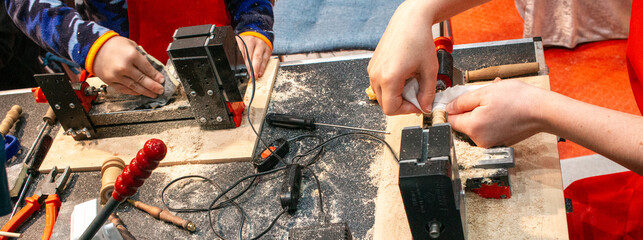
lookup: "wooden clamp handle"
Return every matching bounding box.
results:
[0,105,22,135]
[43,107,56,124]
[466,62,539,82]
[100,157,126,205]
[127,199,196,232]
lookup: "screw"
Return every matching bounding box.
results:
[429,222,441,238]
[216,116,223,122]
[190,91,197,97]
[54,104,61,110]
[207,90,214,96]
[199,117,207,123]
[67,129,77,138]
[80,128,92,138]
[69,103,75,109]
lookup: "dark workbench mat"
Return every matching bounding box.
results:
[250,57,388,239]
[3,58,387,240]
[1,38,542,239]
[0,90,59,190]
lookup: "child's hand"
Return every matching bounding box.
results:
[93,36,164,98]
[446,80,547,148]
[236,35,272,79]
[367,0,439,115]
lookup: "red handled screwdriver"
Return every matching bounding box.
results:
[265,113,389,134]
[79,139,167,240]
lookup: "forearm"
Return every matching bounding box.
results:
[406,0,490,25]
[538,92,643,174]
[4,0,110,67]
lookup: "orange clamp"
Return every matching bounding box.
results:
[434,36,453,53]
[32,87,48,103]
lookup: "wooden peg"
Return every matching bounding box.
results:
[432,109,447,125]
[0,105,22,135]
[100,157,126,205]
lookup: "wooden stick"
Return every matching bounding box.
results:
[127,199,196,232]
[466,62,539,82]
[0,231,21,238]
[432,110,447,125]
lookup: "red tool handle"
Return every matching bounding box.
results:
[112,139,167,202]
[0,195,41,240]
[42,195,61,240]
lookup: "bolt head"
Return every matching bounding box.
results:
[199,117,207,123]
[207,90,214,96]
[216,116,223,122]
[69,103,75,109]
[54,104,61,110]
[190,91,197,97]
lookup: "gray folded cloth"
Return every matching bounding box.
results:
[91,47,179,113]
[136,46,177,109]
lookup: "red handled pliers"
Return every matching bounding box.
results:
[1,166,71,240]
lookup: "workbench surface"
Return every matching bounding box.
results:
[1,38,568,240]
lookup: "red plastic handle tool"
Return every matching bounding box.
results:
[112,139,167,202]
[42,194,61,240]
[0,195,41,240]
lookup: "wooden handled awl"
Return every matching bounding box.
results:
[127,199,196,232]
[0,105,22,135]
[109,213,136,240]
[465,62,539,82]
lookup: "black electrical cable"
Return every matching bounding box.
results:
[295,132,399,166]
[305,167,326,223]
[157,175,246,240]
[236,35,288,166]
[248,208,288,240]
[287,134,325,165]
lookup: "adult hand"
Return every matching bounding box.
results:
[93,36,164,98]
[446,80,548,148]
[368,0,438,115]
[236,35,272,79]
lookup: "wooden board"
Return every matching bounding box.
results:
[372,75,570,239]
[39,59,280,172]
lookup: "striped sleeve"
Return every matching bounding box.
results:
[3,0,111,67]
[227,0,274,45]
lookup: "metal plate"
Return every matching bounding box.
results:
[34,73,95,140]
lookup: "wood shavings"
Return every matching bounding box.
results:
[454,139,487,169]
[453,138,501,189]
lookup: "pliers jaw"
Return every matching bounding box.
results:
[35,166,71,197]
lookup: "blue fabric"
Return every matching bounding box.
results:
[272,0,404,55]
[4,0,273,68]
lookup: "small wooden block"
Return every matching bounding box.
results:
[39,59,280,172]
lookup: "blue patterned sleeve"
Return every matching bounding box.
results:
[227,0,274,44]
[3,0,111,68]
